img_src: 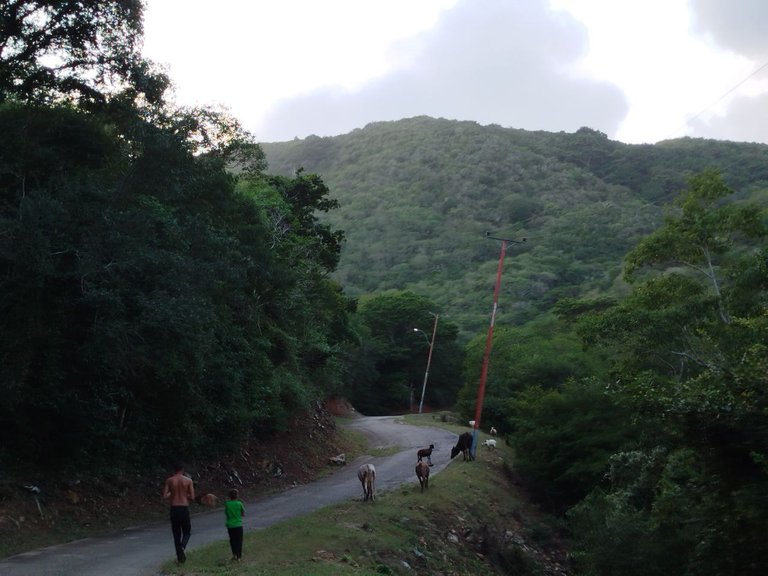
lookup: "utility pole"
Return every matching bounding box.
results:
[416,313,439,414]
[472,232,525,457]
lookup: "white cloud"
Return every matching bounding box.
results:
[551,0,758,143]
[143,0,460,130]
[690,0,768,61]
[142,0,768,144]
[250,0,628,141]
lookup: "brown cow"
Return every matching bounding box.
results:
[415,461,430,492]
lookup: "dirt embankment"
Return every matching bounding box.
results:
[0,398,357,557]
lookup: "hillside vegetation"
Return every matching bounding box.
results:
[262,117,768,336]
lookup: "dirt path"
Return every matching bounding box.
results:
[0,416,457,576]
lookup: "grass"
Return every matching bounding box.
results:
[399,411,478,435]
[159,417,559,576]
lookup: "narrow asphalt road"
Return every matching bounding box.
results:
[0,416,458,576]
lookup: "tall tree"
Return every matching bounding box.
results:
[625,169,765,324]
[350,291,463,414]
[0,0,167,106]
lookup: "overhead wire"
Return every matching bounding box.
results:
[666,59,768,140]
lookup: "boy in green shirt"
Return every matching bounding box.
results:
[224,489,245,560]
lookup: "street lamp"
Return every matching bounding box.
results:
[413,313,439,414]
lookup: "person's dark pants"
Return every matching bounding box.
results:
[170,506,191,562]
[228,526,243,558]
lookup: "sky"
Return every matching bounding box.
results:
[142,0,768,145]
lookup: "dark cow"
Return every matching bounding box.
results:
[450,432,474,461]
[415,461,430,493]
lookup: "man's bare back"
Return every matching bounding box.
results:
[164,471,195,506]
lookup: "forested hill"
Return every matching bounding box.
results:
[262,117,768,338]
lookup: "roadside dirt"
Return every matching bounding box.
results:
[0,398,358,558]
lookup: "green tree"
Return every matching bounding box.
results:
[625,169,765,324]
[564,172,768,575]
[0,0,168,106]
[503,378,639,511]
[457,317,608,427]
[350,291,463,414]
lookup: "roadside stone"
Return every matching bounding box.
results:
[329,453,346,465]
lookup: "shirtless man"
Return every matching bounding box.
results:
[163,462,195,564]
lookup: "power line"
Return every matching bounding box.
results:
[668,59,768,139]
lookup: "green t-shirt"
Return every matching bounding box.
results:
[224,499,245,528]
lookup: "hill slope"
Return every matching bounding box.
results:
[262,117,768,337]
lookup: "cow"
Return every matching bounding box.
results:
[450,432,474,461]
[357,463,376,502]
[415,461,430,492]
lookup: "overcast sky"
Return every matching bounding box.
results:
[142,0,768,145]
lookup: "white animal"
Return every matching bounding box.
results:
[357,463,376,502]
[468,420,476,428]
[482,439,497,450]
[490,426,497,437]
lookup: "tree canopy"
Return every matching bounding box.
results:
[0,3,353,470]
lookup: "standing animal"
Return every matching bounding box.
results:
[482,438,497,450]
[415,461,430,492]
[450,432,475,461]
[417,444,435,466]
[357,463,376,502]
[490,426,497,437]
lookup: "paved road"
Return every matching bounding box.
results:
[0,416,457,576]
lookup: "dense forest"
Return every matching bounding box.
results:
[263,117,768,337]
[0,0,357,469]
[263,119,768,575]
[2,2,767,575]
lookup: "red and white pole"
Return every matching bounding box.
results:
[472,233,525,457]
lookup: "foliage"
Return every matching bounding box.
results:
[262,117,768,341]
[0,5,352,472]
[625,169,766,323]
[347,291,464,414]
[501,378,639,511]
[561,174,768,575]
[0,0,169,107]
[568,443,768,576]
[456,317,609,427]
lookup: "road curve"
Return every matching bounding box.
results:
[0,416,457,576]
